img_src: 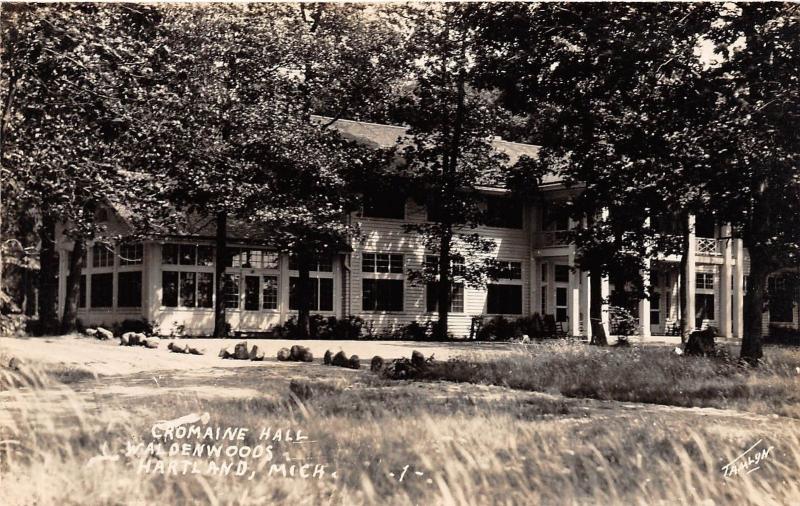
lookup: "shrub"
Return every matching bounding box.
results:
[272,315,365,339]
[113,318,154,336]
[608,306,637,338]
[476,315,521,341]
[516,313,546,339]
[766,325,800,345]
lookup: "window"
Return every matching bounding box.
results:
[162,271,179,307]
[487,284,523,314]
[696,273,714,290]
[768,276,795,323]
[290,277,334,311]
[555,287,568,322]
[495,261,522,280]
[244,276,260,311]
[554,265,570,283]
[695,294,715,322]
[90,273,113,308]
[92,244,113,268]
[485,196,523,229]
[541,285,547,314]
[223,274,240,309]
[541,263,547,282]
[362,279,403,311]
[179,244,197,265]
[262,276,279,310]
[362,194,405,219]
[120,243,143,266]
[79,275,87,308]
[162,271,213,308]
[233,249,278,269]
[289,255,332,272]
[197,245,215,266]
[117,271,142,308]
[650,292,661,325]
[425,255,465,277]
[426,282,464,313]
[162,244,179,265]
[362,253,403,274]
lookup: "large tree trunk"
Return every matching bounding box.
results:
[296,252,312,338]
[741,248,769,364]
[213,211,228,337]
[436,227,453,340]
[60,239,86,334]
[37,212,59,335]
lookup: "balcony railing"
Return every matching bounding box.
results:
[536,230,571,248]
[695,237,720,255]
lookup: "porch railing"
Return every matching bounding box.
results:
[536,230,571,248]
[695,237,720,255]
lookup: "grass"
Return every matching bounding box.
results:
[416,342,800,417]
[2,342,800,504]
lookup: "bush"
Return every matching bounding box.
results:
[608,306,637,337]
[272,315,365,339]
[112,318,154,336]
[516,313,546,339]
[476,315,521,341]
[767,325,800,345]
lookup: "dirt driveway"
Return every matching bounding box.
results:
[0,335,521,376]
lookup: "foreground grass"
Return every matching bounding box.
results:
[2,345,800,505]
[417,343,800,418]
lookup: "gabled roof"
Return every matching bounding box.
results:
[315,115,562,186]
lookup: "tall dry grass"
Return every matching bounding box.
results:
[2,350,800,505]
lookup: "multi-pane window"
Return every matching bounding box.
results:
[288,256,332,272]
[262,276,279,310]
[695,293,715,322]
[290,277,334,311]
[362,279,404,311]
[92,244,114,268]
[119,243,143,266]
[487,284,522,315]
[162,244,179,265]
[426,282,464,313]
[362,253,403,274]
[90,273,113,308]
[555,287,568,322]
[161,271,213,308]
[230,248,279,269]
[425,255,465,277]
[223,274,240,309]
[696,273,714,290]
[117,271,142,308]
[495,261,522,280]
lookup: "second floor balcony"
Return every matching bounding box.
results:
[535,230,571,248]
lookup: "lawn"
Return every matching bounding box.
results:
[2,339,799,505]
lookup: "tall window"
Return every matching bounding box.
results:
[117,271,142,308]
[426,282,464,313]
[362,279,404,311]
[650,292,661,325]
[262,276,279,310]
[555,287,568,322]
[290,277,333,311]
[223,274,240,309]
[90,273,113,308]
[695,294,715,323]
[244,276,260,311]
[161,271,212,308]
[243,275,280,311]
[487,284,522,315]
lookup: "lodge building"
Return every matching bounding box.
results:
[54,119,799,339]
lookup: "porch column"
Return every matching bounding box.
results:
[719,224,733,338]
[531,256,540,316]
[601,275,611,335]
[568,248,581,336]
[732,238,744,339]
[685,214,697,332]
[279,254,290,325]
[638,260,651,340]
[581,269,591,339]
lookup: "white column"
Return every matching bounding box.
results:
[732,238,744,339]
[719,224,732,338]
[568,249,580,336]
[601,275,611,335]
[279,254,290,325]
[638,260,651,340]
[685,214,697,332]
[581,270,591,339]
[145,242,161,323]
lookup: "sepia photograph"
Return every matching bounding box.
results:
[1,1,799,504]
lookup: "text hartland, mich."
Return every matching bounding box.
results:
[117,413,335,481]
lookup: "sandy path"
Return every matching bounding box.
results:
[0,335,520,376]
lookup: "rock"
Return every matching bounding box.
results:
[299,349,313,362]
[96,327,114,340]
[188,346,205,356]
[349,355,361,370]
[370,355,384,372]
[219,346,233,359]
[233,341,249,360]
[685,327,716,357]
[331,351,348,367]
[249,345,265,361]
[169,342,188,353]
[277,348,291,361]
[143,338,159,349]
[323,350,333,365]
[411,350,425,368]
[85,328,98,337]
[119,333,130,346]
[289,345,303,361]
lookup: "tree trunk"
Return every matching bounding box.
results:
[296,252,312,338]
[60,239,86,334]
[436,228,453,340]
[741,250,769,364]
[37,212,59,335]
[589,271,607,345]
[213,211,228,337]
